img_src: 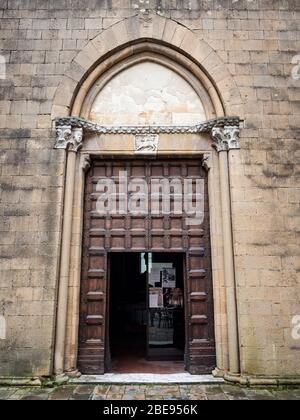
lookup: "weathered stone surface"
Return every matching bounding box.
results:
[48,386,76,401]
[90,62,206,126]
[0,0,299,380]
[2,384,300,401]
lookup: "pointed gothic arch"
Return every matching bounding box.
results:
[52,14,244,380]
[51,14,243,121]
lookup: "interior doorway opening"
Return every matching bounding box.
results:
[108,252,186,374]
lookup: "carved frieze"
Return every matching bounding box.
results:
[54,117,242,153]
[55,116,242,136]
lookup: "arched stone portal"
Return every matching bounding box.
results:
[52,14,244,379]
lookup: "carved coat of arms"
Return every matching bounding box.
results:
[135,134,159,154]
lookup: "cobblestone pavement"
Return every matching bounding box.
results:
[0,385,300,400]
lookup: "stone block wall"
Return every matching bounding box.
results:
[0,0,299,377]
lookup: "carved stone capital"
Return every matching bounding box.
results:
[202,153,213,171]
[55,125,72,150]
[224,126,241,151]
[55,126,83,152]
[212,126,240,153]
[81,154,92,172]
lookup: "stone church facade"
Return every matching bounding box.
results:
[0,0,299,385]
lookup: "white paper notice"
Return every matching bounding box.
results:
[149,268,161,287]
[149,288,164,308]
[162,268,176,288]
[149,293,159,308]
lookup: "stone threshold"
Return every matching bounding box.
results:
[0,377,42,387]
[69,373,224,385]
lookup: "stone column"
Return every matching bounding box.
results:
[54,125,83,375]
[212,125,241,375]
[202,152,227,374]
[65,154,91,375]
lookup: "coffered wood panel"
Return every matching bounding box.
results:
[78,159,216,374]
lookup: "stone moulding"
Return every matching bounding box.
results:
[1,374,300,387]
[54,116,243,152]
[55,116,243,135]
[223,373,300,387]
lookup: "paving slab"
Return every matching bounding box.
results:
[0,388,10,399]
[74,385,96,395]
[243,389,276,401]
[48,386,76,401]
[1,384,300,400]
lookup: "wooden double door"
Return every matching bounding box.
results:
[78,159,216,374]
